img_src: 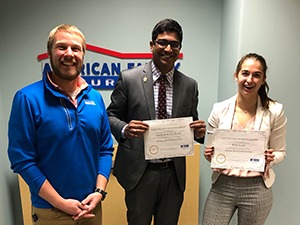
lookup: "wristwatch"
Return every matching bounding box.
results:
[95,188,107,201]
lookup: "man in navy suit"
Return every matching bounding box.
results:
[107,18,206,225]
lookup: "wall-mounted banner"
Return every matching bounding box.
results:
[38,44,183,90]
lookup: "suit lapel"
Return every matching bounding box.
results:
[221,96,236,129]
[172,70,181,117]
[141,62,156,120]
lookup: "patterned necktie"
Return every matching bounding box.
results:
[158,74,167,119]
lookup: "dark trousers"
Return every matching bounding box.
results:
[125,162,183,225]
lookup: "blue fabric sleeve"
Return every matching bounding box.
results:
[8,91,46,194]
[97,96,114,179]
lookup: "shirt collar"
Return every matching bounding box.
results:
[47,72,88,97]
[151,61,174,87]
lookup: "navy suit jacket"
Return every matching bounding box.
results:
[107,61,202,192]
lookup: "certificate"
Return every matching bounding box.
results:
[211,129,266,172]
[143,117,194,160]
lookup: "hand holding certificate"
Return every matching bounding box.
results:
[143,117,194,160]
[211,129,267,172]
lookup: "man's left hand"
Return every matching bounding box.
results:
[190,120,206,139]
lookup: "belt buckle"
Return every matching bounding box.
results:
[160,161,169,169]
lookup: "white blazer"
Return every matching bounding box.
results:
[208,95,287,188]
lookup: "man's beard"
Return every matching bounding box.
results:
[50,61,82,81]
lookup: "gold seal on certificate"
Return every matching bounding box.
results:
[143,117,194,160]
[211,129,267,172]
[149,145,159,155]
[216,154,226,164]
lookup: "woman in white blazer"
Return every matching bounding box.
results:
[202,53,287,225]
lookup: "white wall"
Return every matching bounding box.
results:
[1,0,298,224]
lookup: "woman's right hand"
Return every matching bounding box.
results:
[204,145,214,162]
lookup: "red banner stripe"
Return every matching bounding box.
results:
[37,44,183,61]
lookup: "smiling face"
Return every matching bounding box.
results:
[150,31,181,74]
[235,58,266,98]
[48,30,85,81]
